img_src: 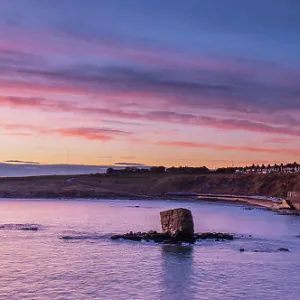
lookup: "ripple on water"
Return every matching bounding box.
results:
[1,199,300,300]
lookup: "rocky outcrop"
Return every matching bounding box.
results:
[278,247,290,252]
[239,247,290,253]
[111,208,234,244]
[111,230,234,244]
[287,191,300,210]
[279,199,294,209]
[160,208,194,236]
[111,231,175,243]
[195,232,234,240]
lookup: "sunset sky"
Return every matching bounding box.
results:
[1,0,300,172]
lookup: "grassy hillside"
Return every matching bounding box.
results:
[0,172,299,199]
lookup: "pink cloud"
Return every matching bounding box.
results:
[2,120,300,156]
[156,140,300,155]
[265,137,294,144]
[56,128,114,141]
[2,96,300,137]
[55,127,129,141]
[1,123,130,142]
[7,132,33,137]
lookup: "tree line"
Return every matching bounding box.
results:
[106,162,300,174]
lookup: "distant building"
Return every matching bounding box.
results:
[242,163,300,174]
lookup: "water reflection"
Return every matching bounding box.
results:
[1,199,300,299]
[160,245,195,300]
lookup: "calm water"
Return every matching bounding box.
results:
[1,199,300,300]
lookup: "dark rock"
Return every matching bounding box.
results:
[0,224,39,231]
[278,247,290,252]
[148,230,157,235]
[111,231,178,243]
[160,208,194,236]
[60,236,72,240]
[174,232,196,243]
[111,230,233,244]
[244,207,254,210]
[110,235,121,240]
[240,248,245,252]
[123,235,142,241]
[195,232,234,240]
[163,239,182,245]
[111,208,233,244]
[21,227,38,231]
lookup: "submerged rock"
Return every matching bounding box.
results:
[111,230,233,244]
[0,224,39,231]
[111,231,172,243]
[195,232,234,240]
[20,227,38,231]
[240,248,291,253]
[278,247,290,252]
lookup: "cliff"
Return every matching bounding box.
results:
[0,173,299,199]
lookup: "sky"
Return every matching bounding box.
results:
[1,0,300,174]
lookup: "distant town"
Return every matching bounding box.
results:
[106,162,300,175]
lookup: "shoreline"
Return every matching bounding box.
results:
[0,172,299,214]
[0,193,293,214]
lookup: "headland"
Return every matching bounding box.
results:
[0,172,299,211]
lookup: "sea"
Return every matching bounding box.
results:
[0,198,300,300]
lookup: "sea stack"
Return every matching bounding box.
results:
[111,208,234,243]
[160,208,194,237]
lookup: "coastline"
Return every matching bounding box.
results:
[0,193,288,213]
[0,172,298,214]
